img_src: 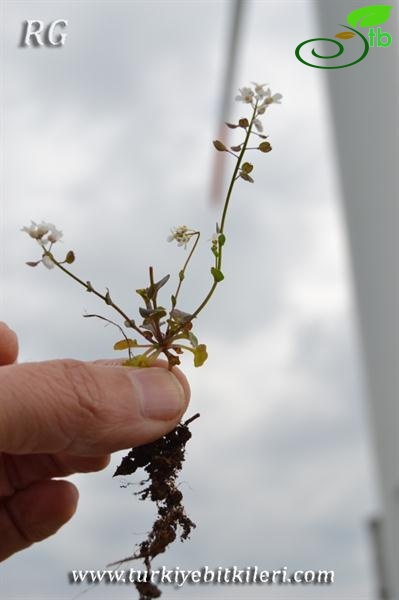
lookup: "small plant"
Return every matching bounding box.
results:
[22,82,282,600]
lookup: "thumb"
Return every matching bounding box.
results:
[0,360,190,456]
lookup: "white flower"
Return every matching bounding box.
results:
[235,87,254,104]
[167,225,192,249]
[21,222,37,237]
[41,254,55,269]
[235,83,282,111]
[251,82,268,99]
[36,221,51,237]
[21,220,47,239]
[21,220,63,243]
[46,225,63,243]
[253,118,263,132]
[263,88,283,105]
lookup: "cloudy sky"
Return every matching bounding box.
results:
[1,1,383,598]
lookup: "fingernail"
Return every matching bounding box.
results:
[130,368,186,420]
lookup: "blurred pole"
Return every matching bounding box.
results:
[369,517,391,600]
[211,0,246,203]
[316,2,398,598]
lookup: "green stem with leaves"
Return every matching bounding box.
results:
[191,102,258,319]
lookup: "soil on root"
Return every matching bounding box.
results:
[111,413,200,600]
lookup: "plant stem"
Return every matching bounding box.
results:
[83,312,134,359]
[149,266,157,309]
[190,102,258,319]
[148,266,165,343]
[44,250,150,343]
[172,232,200,308]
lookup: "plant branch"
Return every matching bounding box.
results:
[83,313,133,359]
[190,101,258,319]
[43,249,150,343]
[171,231,200,309]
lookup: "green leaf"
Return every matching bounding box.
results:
[136,287,152,309]
[113,339,138,350]
[188,331,199,348]
[193,344,208,367]
[218,233,226,246]
[211,267,224,282]
[140,322,157,336]
[65,250,75,264]
[139,306,167,319]
[170,308,193,323]
[148,274,170,299]
[347,4,392,27]
[123,354,151,368]
[136,288,148,300]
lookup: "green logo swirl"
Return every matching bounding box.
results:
[295,25,369,69]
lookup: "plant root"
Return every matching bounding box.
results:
[111,413,200,600]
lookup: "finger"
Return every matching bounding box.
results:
[0,323,19,366]
[0,479,78,562]
[54,453,111,474]
[0,453,110,498]
[92,358,170,368]
[0,360,190,456]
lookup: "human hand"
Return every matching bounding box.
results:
[0,322,190,561]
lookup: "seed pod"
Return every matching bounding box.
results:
[240,172,254,183]
[213,140,227,151]
[259,141,272,153]
[241,162,253,173]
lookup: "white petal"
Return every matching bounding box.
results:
[47,226,63,243]
[36,222,50,236]
[42,255,55,269]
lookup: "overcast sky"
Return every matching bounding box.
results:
[1,1,380,599]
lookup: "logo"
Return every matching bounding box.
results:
[295,4,392,69]
[20,20,68,47]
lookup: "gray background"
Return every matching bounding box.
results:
[0,1,387,598]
